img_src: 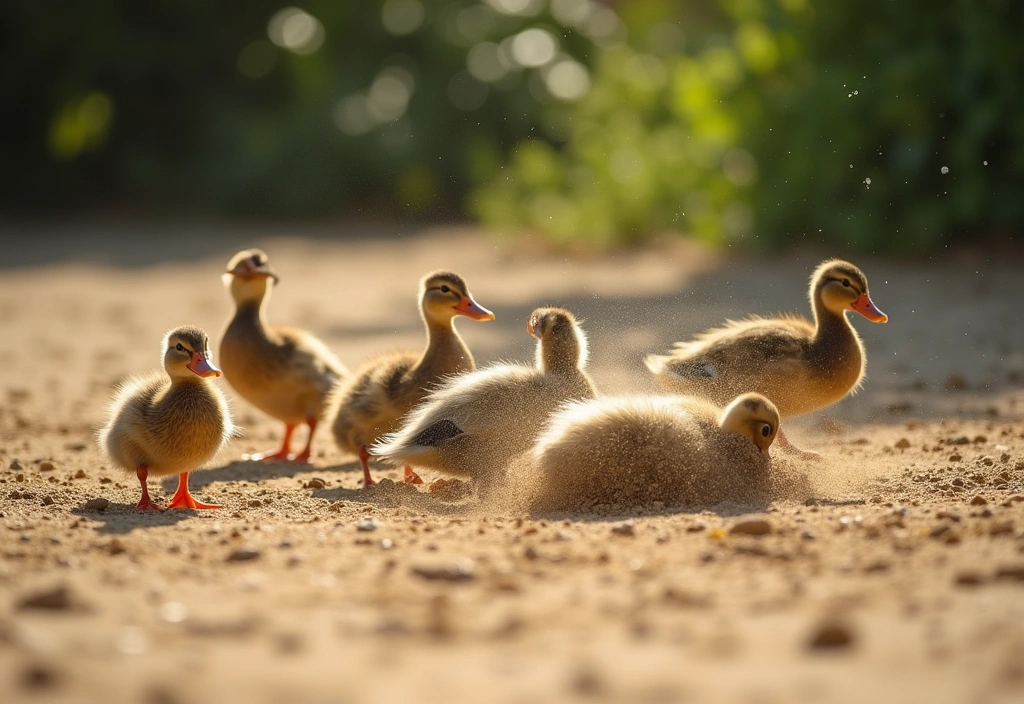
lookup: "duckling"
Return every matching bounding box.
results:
[97,326,233,511]
[645,259,887,454]
[371,307,597,490]
[328,270,494,486]
[220,249,349,463]
[531,392,779,511]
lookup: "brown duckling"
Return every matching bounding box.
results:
[328,270,494,486]
[645,259,887,454]
[220,249,349,463]
[370,307,597,491]
[531,392,779,511]
[97,325,233,511]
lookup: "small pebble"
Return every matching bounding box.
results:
[894,438,911,449]
[9,460,22,470]
[730,518,773,536]
[41,496,54,506]
[357,517,379,532]
[610,521,635,537]
[74,469,87,479]
[304,478,326,490]
[970,495,988,506]
[39,461,55,472]
[84,498,109,511]
[108,538,127,556]
[954,570,986,587]
[226,548,261,562]
[807,620,855,650]
[411,558,476,582]
[17,585,73,611]
[994,565,1024,582]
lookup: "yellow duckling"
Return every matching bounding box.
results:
[220,249,349,463]
[98,325,233,511]
[371,307,597,490]
[531,393,779,511]
[328,270,494,486]
[645,259,887,453]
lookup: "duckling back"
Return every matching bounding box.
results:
[530,396,770,512]
[372,362,597,483]
[99,372,233,477]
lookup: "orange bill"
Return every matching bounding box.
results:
[850,293,888,323]
[454,296,495,321]
[187,353,222,378]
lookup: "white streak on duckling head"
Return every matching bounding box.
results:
[718,392,779,452]
[223,249,279,306]
[163,326,221,381]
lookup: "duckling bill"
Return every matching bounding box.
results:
[97,326,234,511]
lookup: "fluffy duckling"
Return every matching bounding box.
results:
[531,393,779,511]
[328,271,494,486]
[371,307,597,490]
[645,259,887,453]
[98,326,233,511]
[220,249,349,463]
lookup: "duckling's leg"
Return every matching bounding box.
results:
[135,465,163,512]
[167,472,222,510]
[358,445,376,487]
[775,429,823,460]
[248,423,296,462]
[291,418,318,464]
[403,465,424,484]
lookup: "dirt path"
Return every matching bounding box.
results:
[1,225,1022,703]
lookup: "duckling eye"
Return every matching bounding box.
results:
[841,278,850,287]
[761,424,772,438]
[440,285,451,293]
[175,343,185,352]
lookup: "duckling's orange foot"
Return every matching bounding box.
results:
[166,473,222,510]
[290,449,313,464]
[403,466,424,485]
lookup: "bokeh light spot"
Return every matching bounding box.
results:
[543,59,590,101]
[467,42,508,82]
[510,28,558,68]
[485,0,543,17]
[268,8,325,55]
[381,0,425,36]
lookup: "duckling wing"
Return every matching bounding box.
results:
[646,316,814,400]
[274,327,349,395]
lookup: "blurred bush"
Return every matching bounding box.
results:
[2,0,1021,250]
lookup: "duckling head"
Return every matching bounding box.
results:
[810,259,887,323]
[719,392,779,452]
[163,325,222,380]
[420,271,494,324]
[528,307,588,372]
[223,249,279,306]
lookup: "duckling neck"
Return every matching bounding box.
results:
[232,300,269,333]
[540,341,580,375]
[415,317,473,375]
[809,299,860,364]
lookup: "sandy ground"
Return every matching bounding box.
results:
[1,224,1023,704]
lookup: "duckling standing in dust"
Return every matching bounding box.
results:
[98,325,234,511]
[372,307,597,493]
[531,392,779,512]
[645,259,887,455]
[328,270,494,487]
[220,249,349,463]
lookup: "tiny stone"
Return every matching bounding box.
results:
[894,438,911,449]
[226,548,261,562]
[807,620,854,650]
[108,538,127,555]
[954,570,986,587]
[39,461,55,472]
[74,470,87,479]
[610,521,635,537]
[730,518,772,536]
[994,565,1024,582]
[949,453,962,462]
[357,517,379,532]
[304,478,326,490]
[17,584,73,611]
[970,495,988,506]
[411,558,476,582]
[9,460,22,470]
[42,496,54,506]
[84,498,109,512]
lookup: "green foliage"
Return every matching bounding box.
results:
[473,0,1024,250]
[3,0,1022,251]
